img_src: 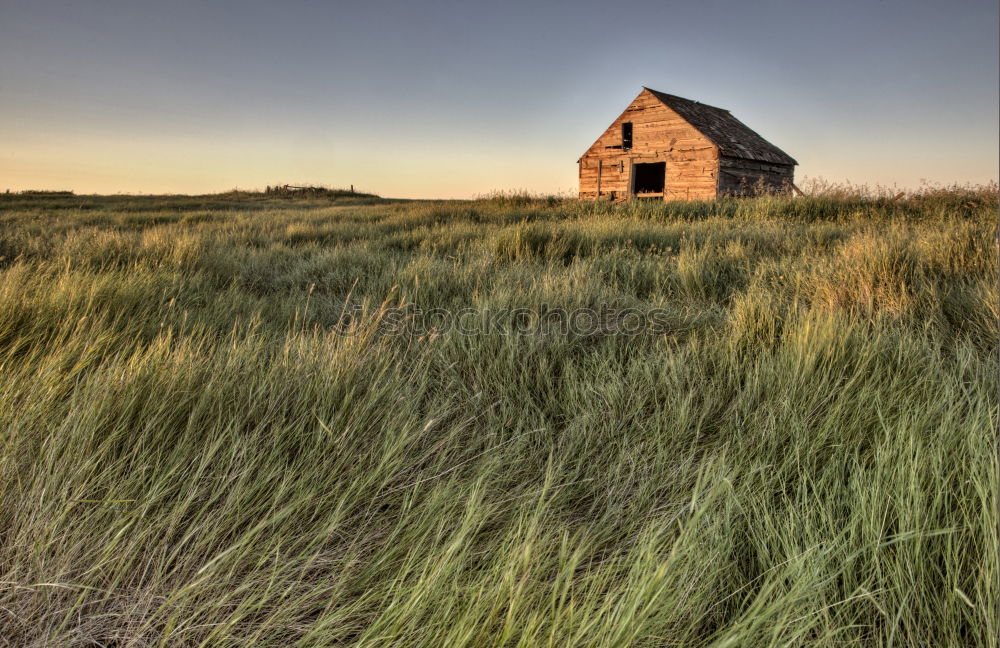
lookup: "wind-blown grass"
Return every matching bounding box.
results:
[0,188,996,646]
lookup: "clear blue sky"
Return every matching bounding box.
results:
[2,0,997,197]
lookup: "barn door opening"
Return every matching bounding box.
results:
[632,162,665,197]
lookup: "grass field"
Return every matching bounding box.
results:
[0,187,996,647]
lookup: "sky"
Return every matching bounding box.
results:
[1,0,997,198]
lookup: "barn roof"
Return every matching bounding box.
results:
[644,88,797,166]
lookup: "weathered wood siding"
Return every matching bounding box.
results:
[578,89,719,201]
[717,156,794,195]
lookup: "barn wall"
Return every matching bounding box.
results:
[579,89,719,201]
[717,156,794,195]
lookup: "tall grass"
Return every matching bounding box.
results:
[0,189,996,646]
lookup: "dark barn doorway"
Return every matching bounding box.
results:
[632,162,665,195]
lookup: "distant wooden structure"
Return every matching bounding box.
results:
[578,88,796,201]
[264,184,358,197]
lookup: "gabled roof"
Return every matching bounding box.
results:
[644,88,797,166]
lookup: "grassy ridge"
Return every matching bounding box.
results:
[0,190,996,646]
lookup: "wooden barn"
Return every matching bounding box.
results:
[578,88,796,201]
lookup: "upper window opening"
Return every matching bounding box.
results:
[621,122,633,150]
